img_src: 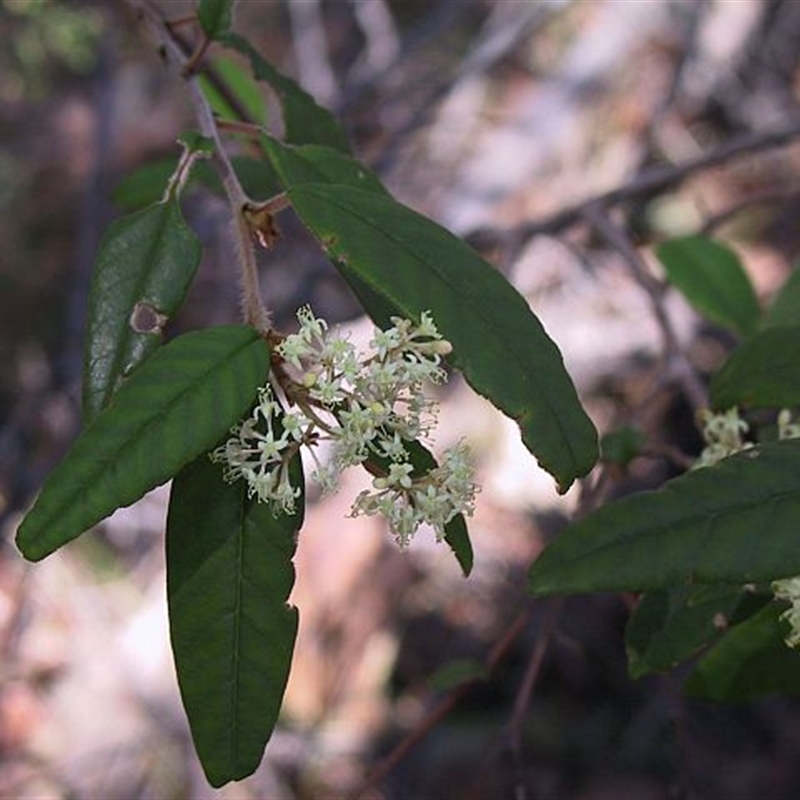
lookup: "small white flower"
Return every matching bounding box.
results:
[211,307,476,546]
[694,407,752,468]
[778,409,800,440]
[773,577,800,648]
[297,305,328,343]
[276,333,311,370]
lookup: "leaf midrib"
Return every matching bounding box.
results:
[23,332,261,549]
[300,186,583,477]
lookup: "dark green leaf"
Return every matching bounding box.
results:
[710,326,800,409]
[17,326,269,561]
[684,602,800,701]
[263,137,388,194]
[221,33,349,152]
[83,200,202,421]
[528,439,800,595]
[625,585,768,678]
[442,514,473,578]
[657,235,760,338]
[167,452,299,786]
[287,183,598,491]
[764,266,800,329]
[113,157,222,212]
[197,0,235,40]
[113,159,177,211]
[601,426,646,467]
[176,130,215,158]
[232,156,282,200]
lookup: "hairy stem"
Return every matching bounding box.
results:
[125,0,270,332]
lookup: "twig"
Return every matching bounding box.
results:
[507,598,561,757]
[503,599,561,800]
[701,184,800,235]
[348,605,534,800]
[124,0,270,332]
[582,203,709,412]
[472,119,800,243]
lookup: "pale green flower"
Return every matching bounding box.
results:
[211,307,477,546]
[694,407,752,468]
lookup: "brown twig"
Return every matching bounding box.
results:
[700,183,800,235]
[471,120,800,245]
[182,32,212,77]
[582,203,709,413]
[124,0,270,332]
[348,605,535,800]
[506,598,561,757]
[500,599,562,800]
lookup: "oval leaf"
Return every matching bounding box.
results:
[764,266,800,328]
[657,235,760,338]
[83,199,201,421]
[17,326,269,561]
[684,602,800,702]
[529,440,800,595]
[287,183,598,491]
[222,33,349,152]
[198,55,267,125]
[167,453,299,787]
[263,137,388,194]
[625,585,767,678]
[710,326,800,409]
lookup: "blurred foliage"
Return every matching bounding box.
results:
[0,0,104,103]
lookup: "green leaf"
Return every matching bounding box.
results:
[197,0,235,40]
[82,199,202,421]
[684,602,800,701]
[600,426,646,467]
[221,33,349,152]
[657,235,760,338]
[263,137,388,194]
[710,326,800,409]
[17,326,269,561]
[528,439,800,595]
[764,266,800,328]
[442,514,473,578]
[625,585,768,678]
[231,156,282,199]
[113,159,177,211]
[287,183,598,491]
[167,452,299,787]
[198,56,267,124]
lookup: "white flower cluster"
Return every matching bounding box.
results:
[693,407,752,468]
[350,440,476,547]
[210,307,477,546]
